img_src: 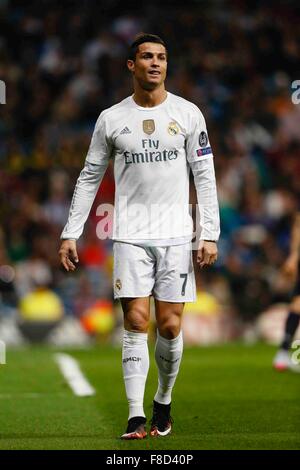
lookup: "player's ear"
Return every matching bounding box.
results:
[127,59,135,73]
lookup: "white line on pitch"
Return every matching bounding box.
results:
[54,353,96,397]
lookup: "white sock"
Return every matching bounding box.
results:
[122,330,149,420]
[154,330,183,405]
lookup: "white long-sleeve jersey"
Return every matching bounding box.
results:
[61,92,220,246]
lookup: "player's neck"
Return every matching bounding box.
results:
[132,86,167,108]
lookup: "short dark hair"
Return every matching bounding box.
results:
[128,33,167,61]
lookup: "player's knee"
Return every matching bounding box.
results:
[158,313,182,339]
[290,296,300,313]
[124,309,149,333]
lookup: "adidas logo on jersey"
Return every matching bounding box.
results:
[120,127,132,135]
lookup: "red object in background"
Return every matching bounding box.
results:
[79,242,107,267]
[98,168,115,203]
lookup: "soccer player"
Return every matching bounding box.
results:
[273,210,300,372]
[59,33,220,439]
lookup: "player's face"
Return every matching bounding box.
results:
[127,42,167,90]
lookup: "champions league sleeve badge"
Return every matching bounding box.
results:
[199,131,208,147]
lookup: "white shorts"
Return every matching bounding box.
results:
[113,241,196,303]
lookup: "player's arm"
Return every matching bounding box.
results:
[186,108,220,268]
[59,113,112,272]
[282,211,300,278]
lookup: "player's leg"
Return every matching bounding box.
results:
[149,243,195,436]
[281,295,300,352]
[120,297,150,439]
[149,300,185,436]
[154,299,185,406]
[113,242,155,439]
[273,293,300,372]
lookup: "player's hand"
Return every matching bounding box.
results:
[282,253,299,279]
[59,239,79,272]
[197,240,218,269]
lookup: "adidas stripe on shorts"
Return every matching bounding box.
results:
[113,241,196,302]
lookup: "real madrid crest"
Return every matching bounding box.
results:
[143,119,155,135]
[168,122,179,136]
[115,279,122,290]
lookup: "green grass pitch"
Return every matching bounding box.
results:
[0,343,299,450]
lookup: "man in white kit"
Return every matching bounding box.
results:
[59,33,220,439]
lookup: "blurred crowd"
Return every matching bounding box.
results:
[1,0,300,328]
